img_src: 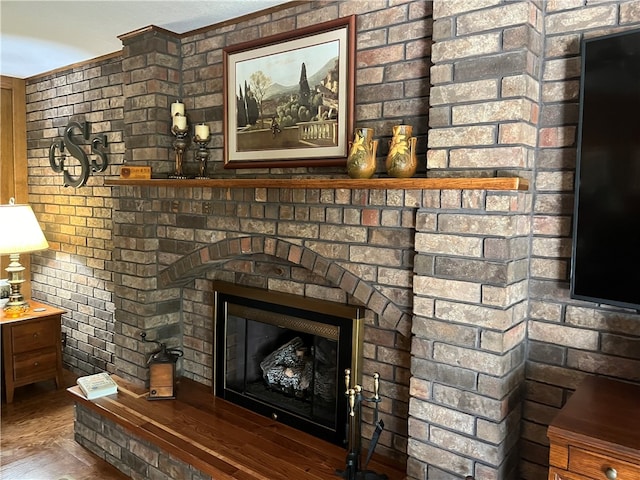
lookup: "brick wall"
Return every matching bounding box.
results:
[23,1,640,479]
[25,55,124,373]
[522,2,640,479]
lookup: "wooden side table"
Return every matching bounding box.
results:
[1,300,66,403]
[547,376,640,480]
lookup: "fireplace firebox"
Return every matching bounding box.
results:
[213,282,365,445]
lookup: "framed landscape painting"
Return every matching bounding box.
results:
[223,16,355,168]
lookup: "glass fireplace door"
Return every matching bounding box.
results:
[214,284,364,446]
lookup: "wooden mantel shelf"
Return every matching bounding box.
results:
[105,176,529,191]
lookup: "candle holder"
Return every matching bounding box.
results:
[170,121,189,179]
[194,131,211,179]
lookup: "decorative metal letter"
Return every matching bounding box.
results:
[48,121,109,187]
[91,134,109,173]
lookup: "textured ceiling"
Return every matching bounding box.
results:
[0,0,291,79]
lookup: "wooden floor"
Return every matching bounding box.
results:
[1,369,129,480]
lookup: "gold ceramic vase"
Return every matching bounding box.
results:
[346,128,378,179]
[385,124,417,178]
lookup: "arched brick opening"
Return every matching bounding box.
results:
[159,235,412,338]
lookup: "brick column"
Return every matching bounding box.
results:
[409,191,529,479]
[408,1,539,478]
[119,26,182,174]
[112,188,184,383]
[113,28,185,383]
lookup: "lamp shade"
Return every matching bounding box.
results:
[0,203,49,255]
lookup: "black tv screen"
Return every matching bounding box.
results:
[570,28,640,311]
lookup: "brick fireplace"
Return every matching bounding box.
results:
[44,1,530,476]
[108,177,529,480]
[23,1,640,479]
[112,185,420,462]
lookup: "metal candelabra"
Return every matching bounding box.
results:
[170,122,189,179]
[336,369,388,480]
[194,133,211,179]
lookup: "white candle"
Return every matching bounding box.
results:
[173,114,187,130]
[195,123,210,140]
[171,101,185,117]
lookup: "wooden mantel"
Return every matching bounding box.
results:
[105,176,529,190]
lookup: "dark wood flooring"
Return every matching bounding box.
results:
[1,369,129,480]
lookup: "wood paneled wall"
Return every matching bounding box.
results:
[1,75,31,298]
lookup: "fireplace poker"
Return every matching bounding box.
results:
[344,368,351,448]
[363,373,385,469]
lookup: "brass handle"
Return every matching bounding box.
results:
[33,362,39,366]
[33,333,39,338]
[373,372,380,400]
[344,368,351,394]
[348,388,355,416]
[605,467,617,480]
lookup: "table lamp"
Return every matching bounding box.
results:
[0,198,49,316]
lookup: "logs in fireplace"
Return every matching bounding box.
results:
[260,335,338,403]
[213,282,365,445]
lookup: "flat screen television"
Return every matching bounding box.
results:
[570,28,640,311]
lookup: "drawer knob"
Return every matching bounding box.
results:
[33,362,39,366]
[33,333,39,338]
[605,467,617,480]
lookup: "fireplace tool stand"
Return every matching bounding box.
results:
[336,369,388,480]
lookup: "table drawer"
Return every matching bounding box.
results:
[569,447,640,479]
[11,319,58,353]
[13,348,58,381]
[549,466,590,480]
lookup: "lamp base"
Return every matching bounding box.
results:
[4,253,28,317]
[4,299,29,317]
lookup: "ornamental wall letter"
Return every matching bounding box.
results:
[48,121,108,187]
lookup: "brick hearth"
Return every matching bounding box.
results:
[70,376,405,480]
